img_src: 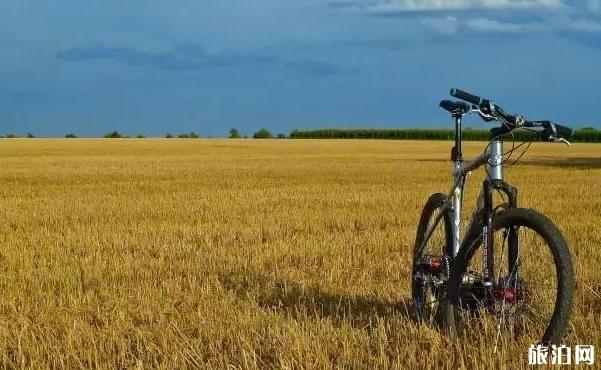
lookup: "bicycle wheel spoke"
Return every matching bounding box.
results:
[412,194,451,324]
[453,215,565,345]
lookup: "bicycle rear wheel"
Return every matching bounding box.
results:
[412,193,453,324]
[444,208,575,346]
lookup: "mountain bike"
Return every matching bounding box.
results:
[411,88,575,347]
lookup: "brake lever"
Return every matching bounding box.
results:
[470,107,496,122]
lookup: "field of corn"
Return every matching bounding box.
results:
[0,138,599,369]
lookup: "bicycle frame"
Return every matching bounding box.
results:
[447,114,519,288]
[415,89,577,346]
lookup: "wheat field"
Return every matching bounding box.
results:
[0,138,599,369]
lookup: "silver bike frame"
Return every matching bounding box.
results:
[448,139,504,257]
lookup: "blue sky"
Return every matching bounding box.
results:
[1,0,601,137]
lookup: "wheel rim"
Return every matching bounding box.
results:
[413,206,449,323]
[456,222,560,349]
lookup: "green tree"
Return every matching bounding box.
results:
[253,128,273,139]
[27,132,36,138]
[165,133,174,138]
[276,133,287,139]
[229,128,241,138]
[136,134,145,138]
[104,130,123,138]
[65,133,77,138]
[189,132,200,138]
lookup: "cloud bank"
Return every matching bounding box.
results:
[57,43,277,71]
[332,0,565,13]
[58,43,347,79]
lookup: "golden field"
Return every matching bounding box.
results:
[0,138,599,369]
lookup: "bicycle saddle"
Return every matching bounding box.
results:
[439,100,470,115]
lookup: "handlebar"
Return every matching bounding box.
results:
[448,88,572,143]
[450,88,482,105]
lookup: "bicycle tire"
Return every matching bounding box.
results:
[412,193,453,323]
[444,208,575,344]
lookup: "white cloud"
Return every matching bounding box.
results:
[463,16,601,33]
[420,16,459,34]
[360,0,564,13]
[465,17,528,32]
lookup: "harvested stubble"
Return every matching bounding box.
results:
[0,138,599,369]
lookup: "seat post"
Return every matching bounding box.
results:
[451,113,464,258]
[454,114,463,161]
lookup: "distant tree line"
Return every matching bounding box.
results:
[572,127,601,142]
[99,128,285,139]
[289,127,601,143]
[4,127,599,142]
[290,128,519,141]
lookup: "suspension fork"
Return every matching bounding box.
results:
[482,180,494,289]
[482,178,519,289]
[505,186,519,283]
[482,139,502,289]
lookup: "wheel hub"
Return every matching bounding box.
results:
[492,286,519,303]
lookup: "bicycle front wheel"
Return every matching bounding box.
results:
[444,208,575,346]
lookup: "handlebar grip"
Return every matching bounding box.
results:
[525,121,573,141]
[450,88,482,105]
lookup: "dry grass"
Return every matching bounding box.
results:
[0,138,599,369]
